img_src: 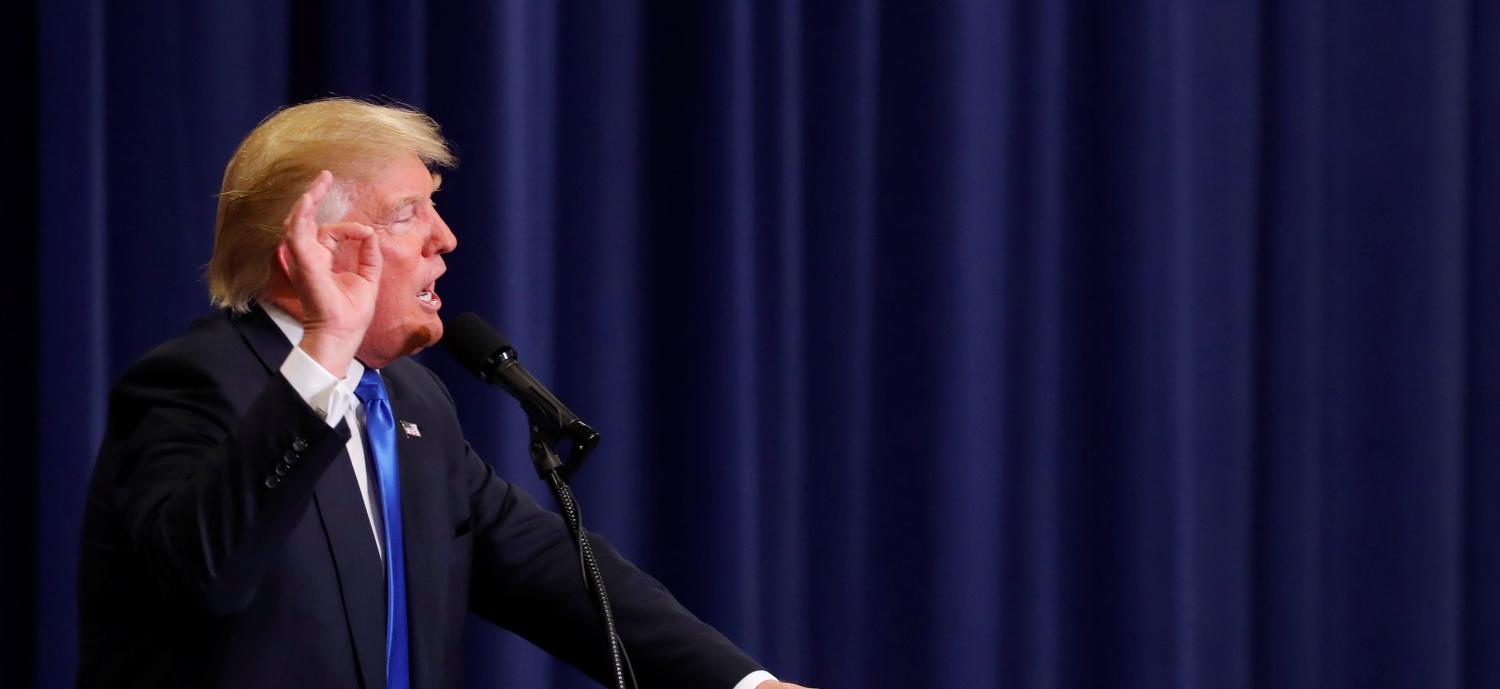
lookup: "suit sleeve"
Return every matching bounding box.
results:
[461,452,764,689]
[102,353,352,614]
[418,370,764,688]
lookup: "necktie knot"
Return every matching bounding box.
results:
[355,368,388,404]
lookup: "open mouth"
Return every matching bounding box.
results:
[416,284,441,310]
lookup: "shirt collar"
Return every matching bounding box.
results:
[259,301,368,387]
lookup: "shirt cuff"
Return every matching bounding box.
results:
[731,670,777,689]
[279,345,351,428]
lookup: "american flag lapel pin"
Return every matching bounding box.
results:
[399,421,422,438]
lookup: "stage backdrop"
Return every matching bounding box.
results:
[4,0,1499,688]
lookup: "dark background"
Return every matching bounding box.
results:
[5,1,1500,688]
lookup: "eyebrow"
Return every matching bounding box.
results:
[384,173,443,217]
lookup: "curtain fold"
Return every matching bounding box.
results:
[12,1,1500,688]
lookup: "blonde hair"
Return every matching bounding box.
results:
[205,98,456,312]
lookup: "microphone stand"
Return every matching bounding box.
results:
[525,420,634,689]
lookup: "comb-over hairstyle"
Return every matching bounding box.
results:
[205,98,456,312]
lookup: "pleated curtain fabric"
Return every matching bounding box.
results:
[7,2,1500,689]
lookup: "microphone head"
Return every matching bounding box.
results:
[442,312,513,380]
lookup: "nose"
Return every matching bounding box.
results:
[428,210,457,255]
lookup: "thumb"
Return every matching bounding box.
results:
[356,232,383,283]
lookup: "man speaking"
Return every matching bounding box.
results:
[78,99,806,689]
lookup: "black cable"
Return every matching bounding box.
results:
[616,631,641,689]
[558,483,641,688]
[547,470,632,689]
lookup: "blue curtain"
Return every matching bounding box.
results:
[7,0,1499,688]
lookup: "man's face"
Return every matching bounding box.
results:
[344,153,456,367]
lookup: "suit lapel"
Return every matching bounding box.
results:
[313,452,389,689]
[230,305,294,373]
[230,305,389,689]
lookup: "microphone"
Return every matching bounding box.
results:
[442,312,600,457]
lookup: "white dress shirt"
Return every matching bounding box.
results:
[264,304,386,559]
[261,303,777,689]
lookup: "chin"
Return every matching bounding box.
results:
[361,319,444,369]
[402,321,443,356]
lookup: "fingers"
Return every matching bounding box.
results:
[315,221,375,252]
[284,170,334,242]
[356,232,383,283]
[302,170,335,217]
[279,172,344,308]
[277,173,383,314]
[301,221,381,285]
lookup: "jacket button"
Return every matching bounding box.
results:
[274,463,291,477]
[264,475,281,489]
[291,437,309,453]
[283,450,299,465]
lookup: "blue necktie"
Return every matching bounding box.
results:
[355,369,410,689]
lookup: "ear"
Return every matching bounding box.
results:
[275,243,293,281]
[260,256,303,320]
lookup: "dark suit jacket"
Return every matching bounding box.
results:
[78,306,760,688]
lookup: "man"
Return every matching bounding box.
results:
[79,98,808,689]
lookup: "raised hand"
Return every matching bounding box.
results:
[277,170,382,376]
